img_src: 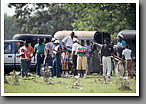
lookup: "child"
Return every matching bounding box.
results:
[61,48,70,77]
[76,40,87,78]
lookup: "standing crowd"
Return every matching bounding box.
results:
[17,32,134,81]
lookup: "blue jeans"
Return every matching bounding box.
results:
[21,59,28,77]
[44,55,53,77]
[87,57,90,71]
[36,54,44,76]
[53,54,61,78]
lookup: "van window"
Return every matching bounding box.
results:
[4,43,12,54]
[15,42,20,54]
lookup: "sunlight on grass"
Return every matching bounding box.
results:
[4,73,136,93]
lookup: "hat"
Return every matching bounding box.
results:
[54,40,59,44]
[51,38,56,41]
[73,38,78,42]
[118,34,123,38]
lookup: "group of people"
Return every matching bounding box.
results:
[17,32,134,81]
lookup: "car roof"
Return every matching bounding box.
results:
[4,40,24,42]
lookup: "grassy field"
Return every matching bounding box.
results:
[4,73,136,93]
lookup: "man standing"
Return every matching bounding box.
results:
[72,38,80,76]
[76,40,87,78]
[117,35,126,46]
[53,40,61,78]
[34,38,45,77]
[44,38,54,77]
[100,38,114,82]
[25,41,35,76]
[62,31,74,52]
[17,41,28,77]
[122,44,133,78]
[116,35,126,58]
[85,40,91,75]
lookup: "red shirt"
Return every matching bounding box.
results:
[19,46,28,59]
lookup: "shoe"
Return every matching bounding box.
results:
[78,74,80,78]
[68,74,71,78]
[103,76,106,82]
[28,73,31,77]
[83,74,86,78]
[37,75,40,77]
[107,76,111,81]
[41,76,44,79]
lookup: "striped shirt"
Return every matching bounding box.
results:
[77,46,87,56]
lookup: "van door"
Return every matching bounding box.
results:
[4,42,15,70]
[15,41,21,70]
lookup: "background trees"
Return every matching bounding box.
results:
[4,13,19,40]
[5,3,136,40]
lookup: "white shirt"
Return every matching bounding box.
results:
[53,45,60,55]
[62,36,73,47]
[122,48,132,60]
[72,43,81,55]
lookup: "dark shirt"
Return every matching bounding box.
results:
[101,44,113,56]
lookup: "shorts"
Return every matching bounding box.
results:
[77,56,87,70]
[27,60,31,69]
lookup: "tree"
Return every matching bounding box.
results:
[4,13,19,40]
[63,3,136,40]
[7,3,136,40]
[8,3,74,36]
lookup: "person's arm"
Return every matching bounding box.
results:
[111,46,115,59]
[62,37,67,47]
[100,46,103,64]
[121,50,125,63]
[30,46,35,58]
[33,45,37,62]
[131,50,133,60]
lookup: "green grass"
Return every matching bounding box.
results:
[4,73,136,93]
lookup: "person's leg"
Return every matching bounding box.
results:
[102,56,107,77]
[21,59,25,77]
[27,60,31,76]
[48,55,54,78]
[86,57,90,75]
[36,55,41,76]
[77,56,81,77]
[24,59,28,77]
[107,57,112,80]
[56,55,61,78]
[126,60,133,78]
[82,56,87,78]
[73,55,77,76]
[43,58,47,70]
[53,57,56,77]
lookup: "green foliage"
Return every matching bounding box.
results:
[6,3,136,40]
[4,13,19,40]
[63,3,136,39]
[8,3,74,36]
